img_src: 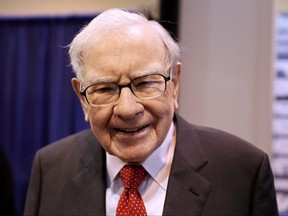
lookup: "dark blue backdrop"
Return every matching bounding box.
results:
[0,15,95,215]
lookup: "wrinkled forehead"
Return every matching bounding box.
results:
[78,25,168,82]
[82,25,166,66]
[83,23,166,55]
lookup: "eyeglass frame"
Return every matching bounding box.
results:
[79,73,172,107]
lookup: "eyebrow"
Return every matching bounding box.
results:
[87,76,113,84]
[132,70,161,78]
[83,68,164,86]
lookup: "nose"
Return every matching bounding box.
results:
[113,87,144,119]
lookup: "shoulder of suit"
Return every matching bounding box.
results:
[36,129,98,160]
[175,113,266,159]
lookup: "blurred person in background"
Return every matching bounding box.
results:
[0,146,15,216]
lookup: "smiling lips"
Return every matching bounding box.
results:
[115,124,150,133]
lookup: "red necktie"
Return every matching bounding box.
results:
[116,164,148,216]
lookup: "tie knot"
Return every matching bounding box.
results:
[120,165,147,189]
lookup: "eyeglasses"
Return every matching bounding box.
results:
[80,73,171,106]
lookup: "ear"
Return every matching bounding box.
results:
[71,78,90,122]
[172,62,182,110]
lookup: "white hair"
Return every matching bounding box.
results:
[68,8,181,80]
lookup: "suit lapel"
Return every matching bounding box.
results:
[163,114,212,216]
[71,132,107,215]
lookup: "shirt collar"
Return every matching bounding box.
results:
[106,122,175,189]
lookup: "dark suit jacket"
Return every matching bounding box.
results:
[24,114,278,216]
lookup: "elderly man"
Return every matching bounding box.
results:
[24,8,278,216]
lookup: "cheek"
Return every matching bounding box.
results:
[87,107,112,133]
[160,89,176,114]
[145,94,175,130]
[157,92,176,126]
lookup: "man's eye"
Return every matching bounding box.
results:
[88,84,118,94]
[135,81,158,88]
[97,87,117,93]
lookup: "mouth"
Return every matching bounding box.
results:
[115,124,150,134]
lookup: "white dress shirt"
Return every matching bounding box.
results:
[106,122,176,216]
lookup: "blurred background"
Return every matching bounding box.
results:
[0,0,287,215]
